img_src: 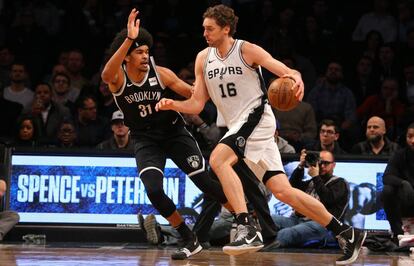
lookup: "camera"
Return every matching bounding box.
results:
[305,151,320,167]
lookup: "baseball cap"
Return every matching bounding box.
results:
[111,110,124,123]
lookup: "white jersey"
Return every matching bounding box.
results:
[203,39,266,129]
[203,39,283,172]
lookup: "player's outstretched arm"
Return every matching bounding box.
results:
[156,50,210,114]
[101,8,140,93]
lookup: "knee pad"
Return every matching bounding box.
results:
[140,169,176,218]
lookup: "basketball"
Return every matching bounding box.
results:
[267,77,299,111]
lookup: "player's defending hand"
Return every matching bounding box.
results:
[155,98,175,112]
[127,8,140,40]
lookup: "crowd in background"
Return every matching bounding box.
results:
[0,0,414,156]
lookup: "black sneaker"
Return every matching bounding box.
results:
[223,224,264,256]
[143,214,162,245]
[336,228,367,265]
[171,236,203,260]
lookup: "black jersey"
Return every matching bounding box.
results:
[113,56,184,135]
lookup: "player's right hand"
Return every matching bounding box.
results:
[155,98,175,111]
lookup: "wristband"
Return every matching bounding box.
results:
[126,36,134,41]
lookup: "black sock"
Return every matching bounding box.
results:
[175,222,193,241]
[235,212,250,225]
[326,217,351,236]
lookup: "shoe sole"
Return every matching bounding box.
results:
[144,215,160,245]
[223,242,264,256]
[336,230,367,265]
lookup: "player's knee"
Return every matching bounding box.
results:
[274,187,296,206]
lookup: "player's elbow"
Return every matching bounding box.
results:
[101,71,112,84]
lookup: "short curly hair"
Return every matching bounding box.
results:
[107,28,153,58]
[203,4,238,37]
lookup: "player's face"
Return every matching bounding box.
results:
[407,128,414,151]
[203,18,228,47]
[127,46,150,72]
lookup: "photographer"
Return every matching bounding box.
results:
[270,150,349,248]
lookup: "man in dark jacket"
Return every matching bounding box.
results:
[381,122,414,243]
[271,150,349,247]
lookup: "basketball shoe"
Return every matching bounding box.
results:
[335,227,367,265]
[223,224,264,255]
[171,235,203,260]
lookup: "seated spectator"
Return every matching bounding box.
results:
[74,95,110,147]
[14,114,41,147]
[381,122,414,244]
[305,119,347,154]
[273,101,317,152]
[351,116,399,155]
[270,150,349,248]
[54,119,78,148]
[351,0,397,44]
[31,82,71,145]
[274,121,295,154]
[51,73,80,114]
[306,61,358,149]
[0,179,20,241]
[356,77,405,140]
[96,110,134,151]
[2,62,34,113]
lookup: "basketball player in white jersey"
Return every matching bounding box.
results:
[156,4,366,265]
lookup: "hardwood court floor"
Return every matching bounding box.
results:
[0,242,413,266]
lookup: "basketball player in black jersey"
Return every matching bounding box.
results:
[101,8,232,260]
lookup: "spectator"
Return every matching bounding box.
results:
[351,116,399,155]
[51,73,79,115]
[31,82,71,144]
[54,119,78,148]
[14,114,40,147]
[306,61,358,148]
[65,49,89,91]
[96,110,134,151]
[2,62,34,113]
[347,55,380,106]
[274,121,296,154]
[374,44,401,84]
[0,179,20,241]
[356,77,405,140]
[74,95,110,147]
[352,0,397,43]
[272,101,317,152]
[95,79,118,120]
[270,150,349,248]
[305,119,347,154]
[0,45,15,89]
[381,122,414,243]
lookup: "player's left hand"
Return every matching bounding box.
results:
[155,98,175,111]
[282,71,304,101]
